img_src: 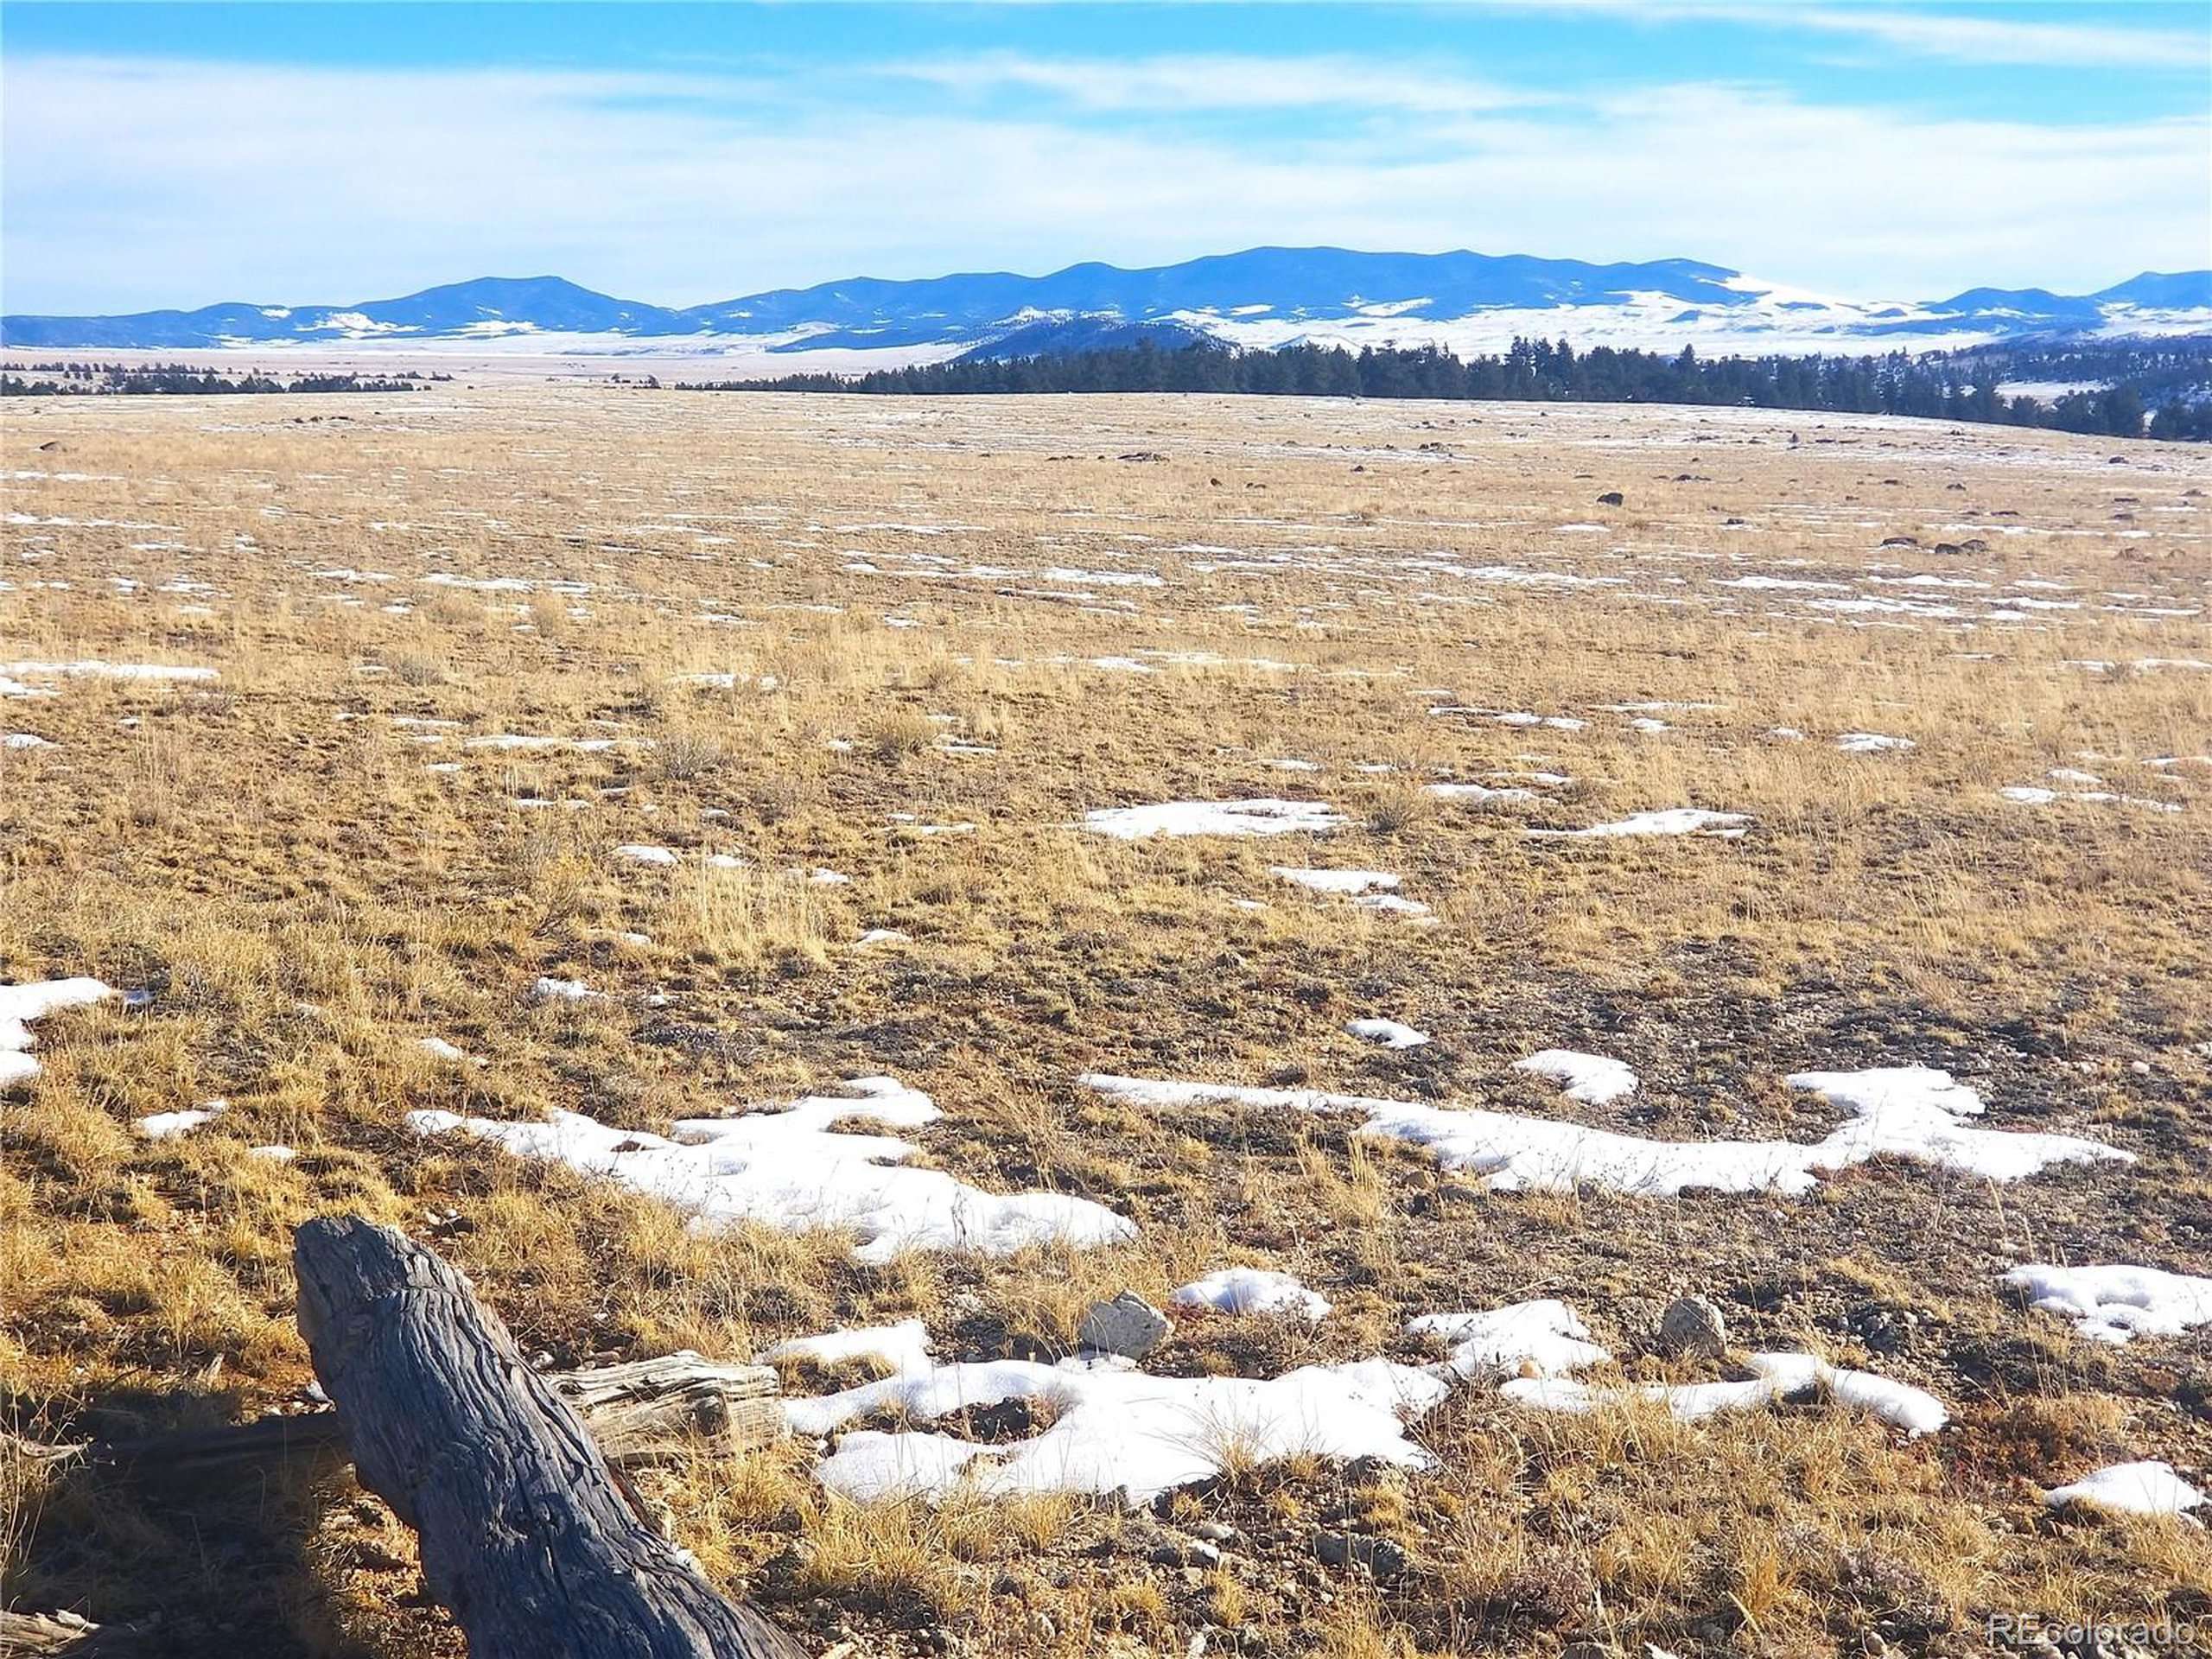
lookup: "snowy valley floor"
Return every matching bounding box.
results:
[3,388,2210,1656]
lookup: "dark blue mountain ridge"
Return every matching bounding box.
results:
[4,249,2206,352]
[2092,270,2212,309]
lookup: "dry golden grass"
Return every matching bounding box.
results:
[2,387,2209,1656]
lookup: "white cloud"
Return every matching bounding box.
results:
[1780,5,2202,69]
[3,54,2203,315]
[883,52,1534,114]
[1515,3,2203,70]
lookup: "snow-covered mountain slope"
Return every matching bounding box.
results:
[7,250,2206,361]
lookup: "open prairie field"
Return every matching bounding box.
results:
[3,386,2209,1657]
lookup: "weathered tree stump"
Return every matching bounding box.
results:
[293,1216,807,1659]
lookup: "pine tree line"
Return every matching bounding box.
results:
[684,337,2210,441]
[2,363,426,396]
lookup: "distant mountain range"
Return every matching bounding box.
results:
[7,249,2208,365]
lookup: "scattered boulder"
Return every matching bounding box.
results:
[1117,451,1166,463]
[1595,490,1624,506]
[1931,543,1965,556]
[1313,1529,1409,1579]
[1077,1291,1170,1359]
[1656,1295,1728,1360]
[1878,535,1918,548]
[1146,1536,1222,1569]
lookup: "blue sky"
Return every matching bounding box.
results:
[4,3,2206,314]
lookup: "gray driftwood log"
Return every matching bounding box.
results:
[0,1609,147,1656]
[10,1353,779,1477]
[293,1216,808,1659]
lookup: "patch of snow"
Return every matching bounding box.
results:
[1349,1018,1429,1049]
[135,1099,226,1141]
[1,659,217,687]
[1505,1351,1946,1435]
[1409,1300,1608,1380]
[1171,1268,1332,1319]
[761,1319,935,1376]
[1515,1049,1637,1105]
[613,844,680,866]
[1082,1065,2126,1197]
[2001,1263,2212,1345]
[798,1353,1447,1506]
[410,1075,1135,1264]
[531,976,601,1002]
[1836,733,1915,754]
[2044,1461,2206,1519]
[1270,867,1431,919]
[1529,809,1751,840]
[0,978,116,1088]
[1084,798,1345,839]
[1425,781,1535,804]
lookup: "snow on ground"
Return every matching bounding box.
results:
[1349,1017,1429,1048]
[1,660,217,690]
[0,977,116,1088]
[1999,785,2180,813]
[2043,1461,2207,1519]
[795,1351,1447,1505]
[1515,1049,1637,1105]
[1170,1268,1332,1319]
[134,1099,226,1140]
[1425,781,1535,804]
[2001,1263,2212,1344]
[1269,866,1432,918]
[531,976,601,1001]
[467,734,620,752]
[3,733,54,748]
[1528,809,1751,840]
[1835,733,1915,754]
[760,1318,935,1376]
[1082,1065,2126,1197]
[1408,1300,1608,1380]
[410,1075,1135,1263]
[1503,1351,1947,1436]
[1083,798,1345,838]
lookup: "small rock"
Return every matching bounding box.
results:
[1191,1521,1238,1543]
[1656,1295,1728,1360]
[1078,1290,1170,1359]
[1312,1529,1409,1579]
[1847,1302,1917,1356]
[344,1540,410,1573]
[1595,491,1624,506]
